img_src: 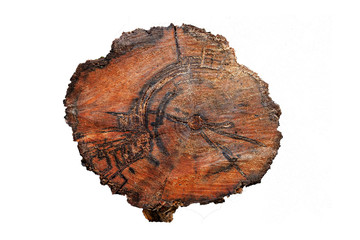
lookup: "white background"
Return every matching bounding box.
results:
[1,0,359,239]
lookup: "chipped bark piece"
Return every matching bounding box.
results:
[64,24,282,222]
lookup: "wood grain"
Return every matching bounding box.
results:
[64,24,282,222]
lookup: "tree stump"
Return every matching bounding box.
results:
[64,24,282,222]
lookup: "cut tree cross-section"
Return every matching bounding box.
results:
[64,24,282,222]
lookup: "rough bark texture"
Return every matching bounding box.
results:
[64,24,282,222]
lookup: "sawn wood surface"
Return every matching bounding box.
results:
[64,24,282,222]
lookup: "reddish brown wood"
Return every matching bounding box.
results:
[64,24,282,222]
